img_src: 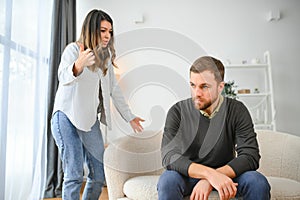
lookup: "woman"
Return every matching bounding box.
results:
[51,9,144,200]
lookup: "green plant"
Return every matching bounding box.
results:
[222,80,237,99]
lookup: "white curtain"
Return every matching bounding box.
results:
[0,0,53,199]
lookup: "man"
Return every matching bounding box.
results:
[157,56,270,200]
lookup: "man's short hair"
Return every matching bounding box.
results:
[190,56,224,82]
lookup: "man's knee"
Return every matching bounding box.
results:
[251,172,270,193]
[157,170,185,194]
[244,171,269,185]
[237,171,271,195]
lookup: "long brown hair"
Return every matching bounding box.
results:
[78,9,117,75]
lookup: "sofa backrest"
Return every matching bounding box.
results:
[104,129,300,182]
[256,130,300,182]
[104,130,163,174]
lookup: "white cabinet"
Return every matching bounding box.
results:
[224,51,276,130]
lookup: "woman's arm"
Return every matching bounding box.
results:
[109,65,144,132]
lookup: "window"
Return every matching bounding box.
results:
[0,0,53,199]
[0,44,3,103]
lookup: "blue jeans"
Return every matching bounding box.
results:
[51,111,105,200]
[157,170,271,200]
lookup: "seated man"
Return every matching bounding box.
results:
[157,56,271,200]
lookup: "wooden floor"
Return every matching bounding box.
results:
[44,186,108,200]
[99,187,109,200]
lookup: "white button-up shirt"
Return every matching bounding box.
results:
[53,42,135,132]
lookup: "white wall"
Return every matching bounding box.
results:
[77,0,300,138]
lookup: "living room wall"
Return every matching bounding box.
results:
[77,0,300,138]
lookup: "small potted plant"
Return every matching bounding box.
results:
[222,80,237,99]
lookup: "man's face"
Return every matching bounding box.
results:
[190,71,224,112]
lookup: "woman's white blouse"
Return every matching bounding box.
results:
[53,42,135,132]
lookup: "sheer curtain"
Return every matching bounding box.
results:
[0,0,53,199]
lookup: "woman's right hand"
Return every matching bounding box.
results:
[73,44,95,76]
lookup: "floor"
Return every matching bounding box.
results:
[44,186,108,200]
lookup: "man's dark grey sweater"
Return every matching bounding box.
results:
[161,97,260,177]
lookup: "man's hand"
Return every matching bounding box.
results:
[188,163,237,200]
[129,117,145,133]
[190,179,213,200]
[206,169,238,200]
[73,44,95,76]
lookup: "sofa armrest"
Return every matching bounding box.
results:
[257,130,300,182]
[104,130,163,199]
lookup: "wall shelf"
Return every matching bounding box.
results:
[225,51,276,131]
[237,93,270,97]
[226,64,268,69]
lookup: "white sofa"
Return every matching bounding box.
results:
[103,130,300,200]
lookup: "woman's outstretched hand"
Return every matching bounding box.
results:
[130,117,145,133]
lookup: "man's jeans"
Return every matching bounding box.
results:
[157,170,271,200]
[51,111,105,200]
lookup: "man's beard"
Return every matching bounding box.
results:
[192,97,212,111]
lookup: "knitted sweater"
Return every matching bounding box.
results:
[161,97,260,177]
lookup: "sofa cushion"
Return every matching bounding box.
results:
[123,175,219,200]
[123,175,300,200]
[123,176,159,200]
[267,176,300,199]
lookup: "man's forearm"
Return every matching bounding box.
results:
[216,165,236,179]
[188,163,215,180]
[188,163,236,180]
[188,162,238,198]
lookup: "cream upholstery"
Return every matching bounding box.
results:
[104,130,300,200]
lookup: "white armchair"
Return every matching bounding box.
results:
[103,130,166,200]
[104,130,300,200]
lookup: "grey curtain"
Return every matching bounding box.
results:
[44,0,76,198]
